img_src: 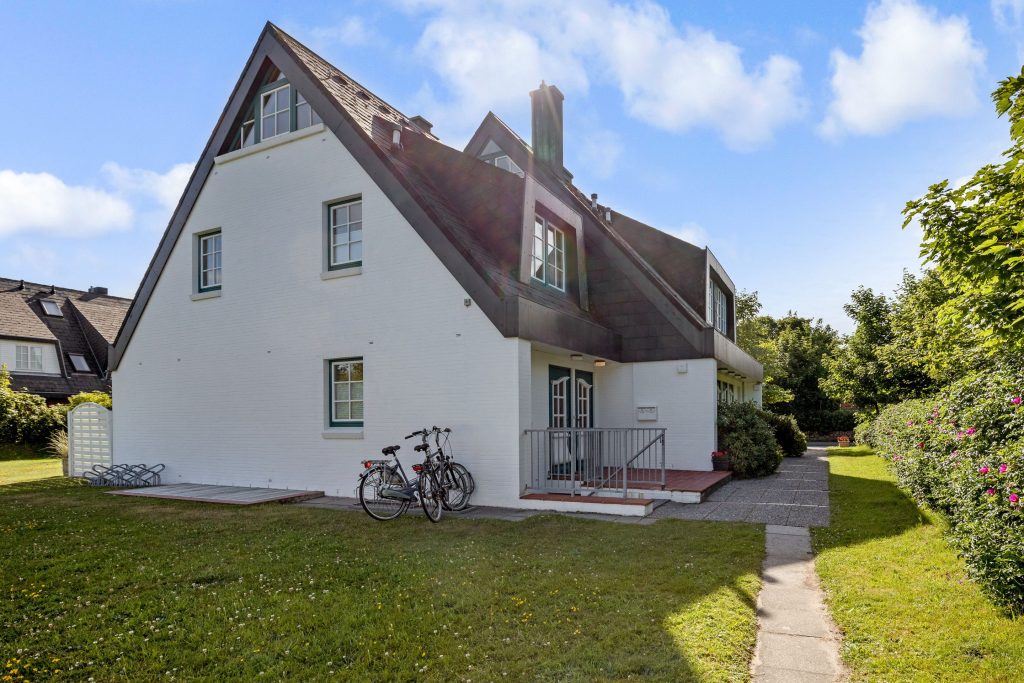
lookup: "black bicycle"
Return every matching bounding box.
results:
[357,427,473,522]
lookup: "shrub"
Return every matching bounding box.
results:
[0,367,65,445]
[65,391,112,411]
[48,429,69,475]
[717,401,783,478]
[762,411,807,457]
[859,362,1024,614]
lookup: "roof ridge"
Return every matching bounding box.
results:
[267,23,426,137]
[0,276,130,300]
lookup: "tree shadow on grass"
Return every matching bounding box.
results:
[813,457,931,553]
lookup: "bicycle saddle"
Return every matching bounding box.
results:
[414,443,429,452]
[381,445,400,456]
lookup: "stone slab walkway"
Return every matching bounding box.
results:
[751,525,846,681]
[651,447,831,526]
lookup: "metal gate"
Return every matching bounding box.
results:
[68,402,112,477]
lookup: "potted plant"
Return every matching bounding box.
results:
[711,449,731,471]
[837,435,851,448]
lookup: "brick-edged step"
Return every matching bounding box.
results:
[519,492,655,517]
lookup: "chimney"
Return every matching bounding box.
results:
[88,286,108,296]
[410,115,433,136]
[530,82,571,181]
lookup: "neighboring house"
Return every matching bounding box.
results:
[110,24,762,512]
[0,278,131,402]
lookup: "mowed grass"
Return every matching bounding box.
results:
[812,447,1024,682]
[0,445,61,486]
[0,479,764,682]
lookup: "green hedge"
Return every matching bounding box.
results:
[762,411,808,457]
[0,368,65,445]
[861,363,1024,614]
[717,402,784,478]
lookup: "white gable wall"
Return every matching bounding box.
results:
[112,128,528,507]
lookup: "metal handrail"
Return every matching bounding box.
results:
[522,427,666,498]
[588,431,665,495]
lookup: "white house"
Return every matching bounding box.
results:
[110,23,763,515]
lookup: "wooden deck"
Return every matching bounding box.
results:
[587,468,733,494]
[107,483,324,506]
[520,492,654,506]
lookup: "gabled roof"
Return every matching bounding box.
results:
[112,23,761,378]
[0,277,131,397]
[0,291,57,342]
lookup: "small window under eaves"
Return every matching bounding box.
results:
[40,300,62,317]
[68,353,91,373]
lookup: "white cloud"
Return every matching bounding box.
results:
[666,222,710,247]
[309,16,378,49]
[0,170,133,238]
[0,162,193,239]
[992,0,1024,59]
[821,0,985,138]
[396,0,805,149]
[4,243,58,278]
[102,162,193,212]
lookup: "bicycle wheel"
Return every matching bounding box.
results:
[451,462,475,495]
[359,468,410,521]
[442,465,472,511]
[418,472,443,523]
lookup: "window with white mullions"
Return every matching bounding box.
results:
[15,345,43,372]
[329,199,363,269]
[551,376,569,429]
[330,359,364,427]
[260,83,291,140]
[199,232,222,291]
[576,377,592,428]
[296,92,322,130]
[531,215,566,291]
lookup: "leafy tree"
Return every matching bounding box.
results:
[734,291,792,405]
[823,279,937,413]
[904,68,1024,354]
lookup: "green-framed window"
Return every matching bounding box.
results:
[531,215,566,291]
[329,358,364,427]
[236,77,323,150]
[327,198,363,269]
[197,230,222,292]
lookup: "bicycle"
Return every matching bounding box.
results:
[357,427,474,522]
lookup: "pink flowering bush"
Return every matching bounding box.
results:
[859,363,1024,614]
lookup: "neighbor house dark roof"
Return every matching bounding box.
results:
[0,278,131,399]
[111,23,762,380]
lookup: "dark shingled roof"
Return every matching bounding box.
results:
[0,278,131,399]
[111,23,763,379]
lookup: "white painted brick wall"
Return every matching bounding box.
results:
[113,129,527,507]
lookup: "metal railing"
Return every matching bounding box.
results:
[522,427,666,498]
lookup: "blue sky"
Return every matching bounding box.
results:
[1,0,1022,332]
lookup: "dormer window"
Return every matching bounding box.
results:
[40,299,62,317]
[709,280,729,335]
[233,73,322,151]
[531,216,566,291]
[489,155,524,176]
[261,83,291,140]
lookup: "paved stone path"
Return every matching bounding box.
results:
[751,525,846,682]
[651,447,831,526]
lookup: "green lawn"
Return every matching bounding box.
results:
[812,446,1024,682]
[0,479,764,682]
[0,445,61,486]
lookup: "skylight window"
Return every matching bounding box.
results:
[68,353,91,373]
[40,299,62,317]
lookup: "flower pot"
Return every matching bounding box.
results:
[712,456,731,471]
